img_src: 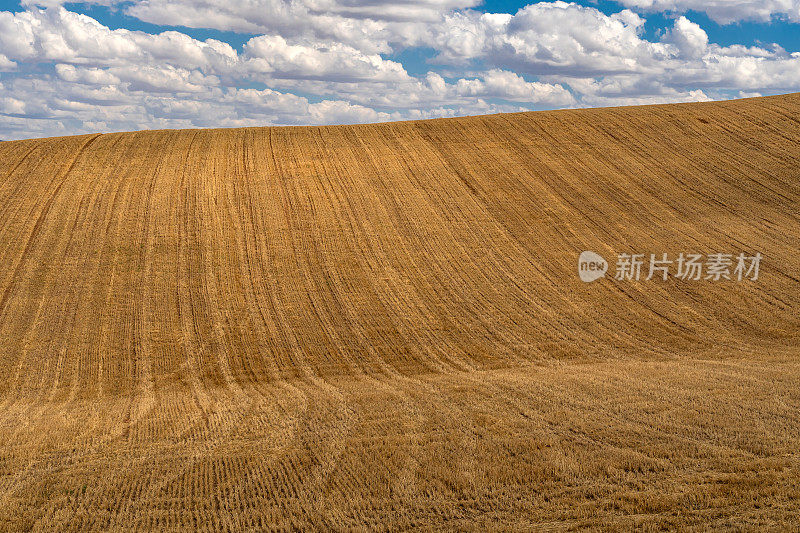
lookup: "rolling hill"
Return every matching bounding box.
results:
[0,94,799,530]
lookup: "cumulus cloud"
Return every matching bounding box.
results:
[426,4,800,94]
[1,1,799,139]
[566,75,713,107]
[453,69,574,104]
[0,53,16,70]
[618,0,800,24]
[428,3,670,75]
[0,74,397,139]
[0,8,237,69]
[258,68,575,111]
[55,63,119,84]
[663,16,708,59]
[242,35,410,82]
[123,0,470,54]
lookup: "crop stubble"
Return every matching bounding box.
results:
[0,94,799,529]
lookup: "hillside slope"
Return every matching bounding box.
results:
[0,94,799,530]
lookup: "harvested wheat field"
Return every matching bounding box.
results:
[0,93,799,530]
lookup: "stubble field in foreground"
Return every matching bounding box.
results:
[0,94,799,530]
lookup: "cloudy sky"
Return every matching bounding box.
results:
[0,0,798,139]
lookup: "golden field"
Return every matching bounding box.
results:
[0,94,798,530]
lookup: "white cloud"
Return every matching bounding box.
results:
[0,53,16,70]
[55,63,120,84]
[258,68,575,111]
[566,75,713,106]
[308,100,396,124]
[242,35,411,82]
[0,74,398,139]
[0,96,26,114]
[1,2,800,140]
[427,5,800,94]
[0,8,238,70]
[618,0,800,24]
[115,65,221,93]
[663,16,708,59]
[430,3,669,75]
[454,69,574,105]
[122,0,458,54]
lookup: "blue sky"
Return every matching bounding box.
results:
[1,0,798,139]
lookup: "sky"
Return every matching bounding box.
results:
[0,0,799,140]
